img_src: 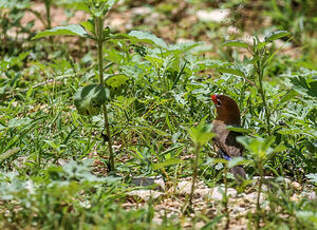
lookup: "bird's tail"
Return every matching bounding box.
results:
[231,166,246,182]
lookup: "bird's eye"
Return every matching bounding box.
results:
[216,98,222,107]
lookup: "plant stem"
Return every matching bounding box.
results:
[256,161,263,229]
[96,16,115,171]
[189,143,200,206]
[44,0,52,29]
[223,166,230,229]
[256,54,271,135]
[44,0,53,45]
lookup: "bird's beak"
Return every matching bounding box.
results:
[211,94,217,104]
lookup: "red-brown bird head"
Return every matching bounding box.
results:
[211,94,241,126]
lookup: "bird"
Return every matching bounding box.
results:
[210,94,246,181]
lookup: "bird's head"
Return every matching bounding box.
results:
[211,94,241,125]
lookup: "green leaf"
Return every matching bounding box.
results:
[128,30,168,49]
[152,158,182,170]
[0,0,30,9]
[80,20,95,35]
[296,211,317,225]
[105,74,129,88]
[0,148,20,163]
[217,67,246,78]
[306,173,317,184]
[265,30,290,42]
[189,120,214,146]
[32,24,89,40]
[227,157,247,169]
[74,84,107,116]
[227,126,253,134]
[289,75,317,98]
[8,118,32,128]
[57,0,90,12]
[158,145,184,156]
[223,40,249,48]
[237,136,275,160]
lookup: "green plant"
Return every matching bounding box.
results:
[186,120,213,211]
[238,136,285,229]
[33,0,128,171]
[265,0,317,43]
[222,31,291,135]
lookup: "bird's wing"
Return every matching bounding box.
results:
[223,131,243,157]
[212,121,243,158]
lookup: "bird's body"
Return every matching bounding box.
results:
[211,95,246,180]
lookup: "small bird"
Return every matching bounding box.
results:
[211,94,246,181]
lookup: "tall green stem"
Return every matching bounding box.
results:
[189,143,200,206]
[256,54,271,135]
[44,0,52,29]
[96,16,115,171]
[223,166,230,229]
[256,161,263,229]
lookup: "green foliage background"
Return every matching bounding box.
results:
[0,0,316,229]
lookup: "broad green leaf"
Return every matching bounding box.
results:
[223,40,249,48]
[227,157,246,169]
[105,74,129,88]
[237,136,275,160]
[32,24,89,40]
[152,158,182,170]
[265,30,290,42]
[74,84,107,116]
[128,30,168,49]
[80,20,95,35]
[189,120,214,146]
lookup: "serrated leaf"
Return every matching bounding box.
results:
[223,40,249,48]
[265,30,290,42]
[128,30,168,49]
[32,24,89,40]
